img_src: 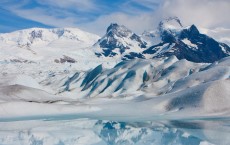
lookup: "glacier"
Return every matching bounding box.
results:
[0,56,229,145]
[0,18,230,145]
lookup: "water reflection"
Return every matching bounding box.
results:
[0,118,229,145]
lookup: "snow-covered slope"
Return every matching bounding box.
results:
[0,27,117,71]
[0,28,99,46]
[0,56,230,145]
[2,53,226,110]
[58,56,204,98]
[0,27,99,47]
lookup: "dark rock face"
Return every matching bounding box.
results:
[106,23,131,38]
[122,52,145,60]
[177,25,229,62]
[30,30,43,43]
[130,33,147,48]
[54,55,76,63]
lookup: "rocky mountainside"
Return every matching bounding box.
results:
[93,23,147,58]
[143,19,230,63]
[95,17,230,63]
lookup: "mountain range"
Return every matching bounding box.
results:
[0,17,230,145]
[1,17,229,64]
[94,17,230,63]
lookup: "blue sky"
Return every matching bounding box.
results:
[0,0,229,35]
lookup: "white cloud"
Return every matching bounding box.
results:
[160,0,230,29]
[120,0,161,13]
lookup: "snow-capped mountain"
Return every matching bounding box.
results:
[143,18,230,63]
[0,27,119,71]
[93,23,147,59]
[93,17,230,63]
[0,27,100,47]
[1,19,229,64]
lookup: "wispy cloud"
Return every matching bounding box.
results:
[0,0,229,35]
[12,8,78,27]
[35,0,97,12]
[0,6,52,32]
[130,0,162,10]
[0,0,99,29]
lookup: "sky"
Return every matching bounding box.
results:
[0,0,230,36]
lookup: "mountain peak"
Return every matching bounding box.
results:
[189,24,200,34]
[106,23,132,38]
[94,23,147,58]
[106,23,119,32]
[159,17,183,31]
